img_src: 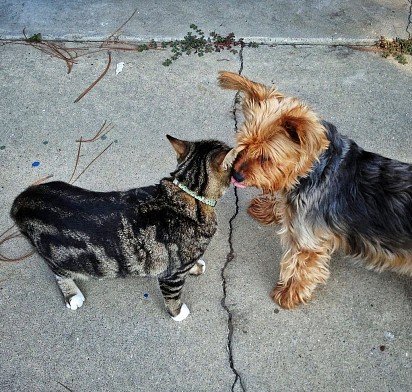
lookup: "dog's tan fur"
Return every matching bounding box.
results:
[219,71,412,309]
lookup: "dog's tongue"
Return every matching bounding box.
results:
[231,177,247,188]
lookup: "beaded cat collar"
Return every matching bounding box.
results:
[172,179,217,207]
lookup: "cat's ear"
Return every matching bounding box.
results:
[166,135,190,161]
[220,147,241,170]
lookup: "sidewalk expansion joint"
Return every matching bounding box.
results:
[0,34,378,47]
[220,43,246,392]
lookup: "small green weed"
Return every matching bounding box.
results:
[378,36,412,64]
[27,33,42,43]
[136,39,160,52]
[162,24,258,66]
[395,54,408,64]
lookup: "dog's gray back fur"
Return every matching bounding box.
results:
[290,121,412,260]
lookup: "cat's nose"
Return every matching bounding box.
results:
[232,170,245,183]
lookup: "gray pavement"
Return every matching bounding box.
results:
[0,1,411,43]
[0,2,411,392]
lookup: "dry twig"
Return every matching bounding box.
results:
[0,122,114,263]
[70,121,115,184]
[22,28,77,73]
[68,136,83,184]
[31,174,54,186]
[101,8,139,47]
[57,381,75,392]
[75,120,114,143]
[0,230,35,262]
[0,175,53,262]
[71,141,114,184]
[74,51,112,103]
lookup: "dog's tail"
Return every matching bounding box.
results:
[218,71,283,101]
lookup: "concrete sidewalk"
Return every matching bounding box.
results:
[0,2,411,392]
[0,0,411,42]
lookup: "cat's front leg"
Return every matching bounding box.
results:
[158,272,190,322]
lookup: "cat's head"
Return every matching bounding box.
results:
[167,135,235,201]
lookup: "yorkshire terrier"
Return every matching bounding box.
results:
[219,71,412,309]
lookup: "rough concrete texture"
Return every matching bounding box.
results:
[0,0,411,41]
[1,3,412,392]
[226,46,412,391]
[0,46,239,392]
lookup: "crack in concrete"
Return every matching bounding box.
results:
[220,190,244,392]
[220,43,246,392]
[407,0,412,38]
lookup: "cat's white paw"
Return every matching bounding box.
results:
[66,292,85,310]
[189,259,206,275]
[171,303,190,322]
[198,259,206,274]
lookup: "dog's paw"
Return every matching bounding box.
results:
[271,282,307,310]
[247,196,280,225]
[66,291,85,310]
[171,303,190,322]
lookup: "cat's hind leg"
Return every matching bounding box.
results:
[189,259,206,276]
[55,275,85,310]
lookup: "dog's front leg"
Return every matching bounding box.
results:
[272,247,331,309]
[248,194,282,225]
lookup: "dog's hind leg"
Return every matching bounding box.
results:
[272,245,331,309]
[364,250,412,277]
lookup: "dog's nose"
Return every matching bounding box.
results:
[232,170,245,183]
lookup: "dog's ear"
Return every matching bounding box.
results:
[280,104,324,148]
[283,119,302,145]
[166,135,190,161]
[218,71,283,102]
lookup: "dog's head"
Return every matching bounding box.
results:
[218,71,329,193]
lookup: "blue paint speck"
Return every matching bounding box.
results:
[32,161,40,167]
[143,293,149,299]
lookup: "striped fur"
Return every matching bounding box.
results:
[11,137,233,319]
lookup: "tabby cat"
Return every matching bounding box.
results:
[11,135,233,321]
